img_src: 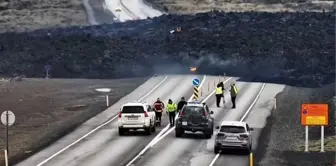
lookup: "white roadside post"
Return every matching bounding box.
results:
[301,104,328,153]
[1,110,15,166]
[4,149,8,166]
[321,125,325,152]
[95,88,112,107]
[115,8,122,21]
[305,126,309,152]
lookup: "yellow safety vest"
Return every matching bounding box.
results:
[167,103,177,112]
[233,86,238,93]
[215,87,223,94]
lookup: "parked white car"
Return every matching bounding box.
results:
[118,102,156,135]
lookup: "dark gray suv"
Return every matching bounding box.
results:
[175,102,214,138]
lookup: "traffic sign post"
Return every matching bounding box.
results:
[301,104,328,152]
[1,110,15,165]
[95,88,112,107]
[192,78,200,100]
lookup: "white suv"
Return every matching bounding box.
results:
[118,102,156,135]
[214,121,254,154]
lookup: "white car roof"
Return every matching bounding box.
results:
[186,102,204,107]
[220,121,246,127]
[122,102,147,107]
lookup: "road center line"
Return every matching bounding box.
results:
[208,83,266,166]
[36,76,169,166]
[125,76,233,166]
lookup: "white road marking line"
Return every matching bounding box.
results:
[208,83,266,166]
[125,75,209,166]
[125,76,233,166]
[151,77,233,147]
[36,76,169,166]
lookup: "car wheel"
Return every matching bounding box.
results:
[151,124,156,132]
[214,146,220,154]
[145,126,152,135]
[175,129,184,137]
[118,128,124,136]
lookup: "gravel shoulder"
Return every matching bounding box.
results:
[144,0,335,13]
[0,0,88,33]
[255,83,336,166]
[0,77,147,165]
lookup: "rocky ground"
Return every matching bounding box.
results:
[0,9,334,166]
[0,0,88,33]
[0,11,334,87]
[0,77,147,165]
[144,0,335,13]
[255,83,336,166]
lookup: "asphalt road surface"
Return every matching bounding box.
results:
[105,0,162,22]
[15,75,219,166]
[123,82,285,166]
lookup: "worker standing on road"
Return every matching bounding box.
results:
[215,84,224,107]
[153,98,165,123]
[230,83,238,109]
[166,99,177,127]
[177,97,187,114]
[217,82,225,104]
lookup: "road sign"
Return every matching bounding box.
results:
[1,111,15,126]
[193,86,199,100]
[301,104,328,126]
[192,78,200,86]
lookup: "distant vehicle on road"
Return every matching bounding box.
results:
[175,102,214,138]
[118,102,156,135]
[214,121,254,154]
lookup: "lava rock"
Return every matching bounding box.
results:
[0,11,334,87]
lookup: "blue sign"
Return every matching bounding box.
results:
[192,78,200,86]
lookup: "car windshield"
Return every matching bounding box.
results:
[182,106,204,115]
[220,126,246,133]
[122,106,144,113]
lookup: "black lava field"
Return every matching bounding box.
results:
[0,11,334,87]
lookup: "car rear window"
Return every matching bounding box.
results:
[122,106,144,113]
[220,126,246,133]
[182,106,204,115]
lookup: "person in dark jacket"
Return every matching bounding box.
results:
[177,97,187,113]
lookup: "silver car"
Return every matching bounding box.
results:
[214,121,254,154]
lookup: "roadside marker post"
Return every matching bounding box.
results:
[95,88,112,107]
[44,64,51,79]
[4,149,8,166]
[1,110,15,166]
[301,104,329,152]
[249,152,253,166]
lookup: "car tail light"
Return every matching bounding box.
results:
[180,111,184,116]
[144,112,149,117]
[217,133,225,137]
[204,111,208,116]
[239,134,248,140]
[118,112,122,118]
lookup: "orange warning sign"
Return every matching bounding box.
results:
[301,104,328,126]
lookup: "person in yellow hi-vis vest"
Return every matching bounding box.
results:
[230,83,238,109]
[166,99,177,127]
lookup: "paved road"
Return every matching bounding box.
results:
[127,81,285,166]
[15,75,220,166]
[105,0,162,22]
